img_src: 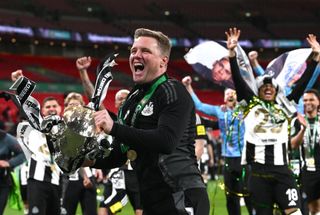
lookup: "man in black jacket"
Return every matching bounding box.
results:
[84,28,209,215]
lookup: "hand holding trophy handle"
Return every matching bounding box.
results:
[41,115,65,135]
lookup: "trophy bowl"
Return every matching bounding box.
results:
[50,105,104,174]
[63,105,97,137]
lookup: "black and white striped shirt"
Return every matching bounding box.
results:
[17,122,60,185]
[241,104,290,166]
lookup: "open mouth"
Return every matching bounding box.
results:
[304,104,313,110]
[134,63,144,72]
[264,90,273,96]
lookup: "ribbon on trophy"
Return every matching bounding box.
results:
[1,76,63,134]
[2,76,43,131]
[89,53,117,110]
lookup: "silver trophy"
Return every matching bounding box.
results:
[7,53,118,174]
[43,106,111,174]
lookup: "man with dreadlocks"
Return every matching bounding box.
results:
[226,27,320,215]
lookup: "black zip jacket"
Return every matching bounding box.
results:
[93,75,205,204]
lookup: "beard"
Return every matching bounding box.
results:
[304,105,317,113]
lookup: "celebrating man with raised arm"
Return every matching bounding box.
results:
[226,27,320,215]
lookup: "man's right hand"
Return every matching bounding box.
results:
[306,34,320,62]
[94,109,114,134]
[297,113,307,129]
[248,51,260,67]
[182,76,192,87]
[83,177,93,188]
[248,51,258,61]
[76,56,92,71]
[182,76,194,94]
[11,70,23,81]
[225,27,241,51]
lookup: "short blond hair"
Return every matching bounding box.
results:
[64,92,84,107]
[115,89,130,100]
[134,28,172,59]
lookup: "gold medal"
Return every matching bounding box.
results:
[306,158,315,167]
[127,150,137,161]
[50,164,56,172]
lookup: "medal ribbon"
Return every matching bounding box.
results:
[304,115,319,158]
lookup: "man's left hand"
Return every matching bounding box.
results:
[83,177,93,188]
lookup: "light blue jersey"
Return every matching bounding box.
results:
[191,93,245,157]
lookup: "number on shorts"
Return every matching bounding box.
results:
[286,188,298,201]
